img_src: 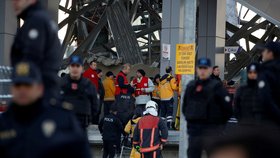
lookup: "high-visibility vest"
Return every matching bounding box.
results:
[115,71,128,95]
[133,77,149,97]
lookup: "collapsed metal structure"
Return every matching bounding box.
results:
[59,0,162,66]
[59,0,280,80]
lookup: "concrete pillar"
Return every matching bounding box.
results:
[0,0,17,66]
[41,0,60,23]
[160,0,185,75]
[197,0,226,79]
[179,0,197,157]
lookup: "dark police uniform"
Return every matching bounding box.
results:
[11,2,63,100]
[0,62,92,158]
[257,42,280,126]
[234,63,270,125]
[182,58,232,158]
[0,100,92,158]
[99,112,125,158]
[60,74,99,129]
[258,59,280,125]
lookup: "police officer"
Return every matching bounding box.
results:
[234,63,268,125]
[182,58,232,158]
[0,62,92,158]
[60,56,99,129]
[258,42,280,124]
[99,105,125,158]
[11,0,63,101]
[133,101,168,158]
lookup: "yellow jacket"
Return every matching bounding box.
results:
[124,117,141,137]
[103,77,116,101]
[152,84,161,100]
[125,117,141,158]
[160,74,177,100]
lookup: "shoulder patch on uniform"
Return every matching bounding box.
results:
[42,119,56,138]
[258,80,265,89]
[62,102,74,110]
[225,96,231,103]
[28,29,39,39]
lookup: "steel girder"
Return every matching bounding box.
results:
[225,14,280,80]
[59,0,163,67]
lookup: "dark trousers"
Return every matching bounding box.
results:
[161,99,174,128]
[104,101,114,116]
[103,140,120,158]
[142,150,161,158]
[187,123,225,158]
[152,98,161,114]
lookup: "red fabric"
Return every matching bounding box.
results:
[133,77,149,96]
[115,71,128,95]
[138,115,159,129]
[83,68,99,90]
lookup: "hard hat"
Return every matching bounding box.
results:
[145,100,158,111]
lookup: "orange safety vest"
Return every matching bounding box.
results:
[115,71,128,95]
[133,77,149,97]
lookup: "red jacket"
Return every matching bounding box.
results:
[133,115,168,153]
[133,77,149,97]
[83,68,99,90]
[115,71,129,95]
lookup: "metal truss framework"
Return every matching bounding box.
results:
[59,0,162,67]
[58,0,280,80]
[225,14,280,80]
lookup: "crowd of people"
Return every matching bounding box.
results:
[2,0,280,158]
[182,42,280,158]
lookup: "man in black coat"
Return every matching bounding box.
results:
[0,62,92,158]
[258,42,280,125]
[11,0,63,101]
[60,56,99,129]
[183,58,232,158]
[234,63,269,125]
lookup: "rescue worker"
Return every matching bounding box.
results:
[182,58,232,158]
[10,0,63,101]
[258,42,280,125]
[0,62,92,158]
[160,66,177,129]
[124,108,143,158]
[115,63,134,98]
[83,60,99,90]
[96,69,105,120]
[132,69,154,113]
[210,66,222,81]
[103,71,116,116]
[99,105,125,158]
[60,56,99,128]
[133,101,168,158]
[152,74,161,114]
[234,63,268,125]
[115,64,135,125]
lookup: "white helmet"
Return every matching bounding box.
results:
[144,101,158,116]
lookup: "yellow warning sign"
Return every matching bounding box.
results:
[175,44,196,74]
